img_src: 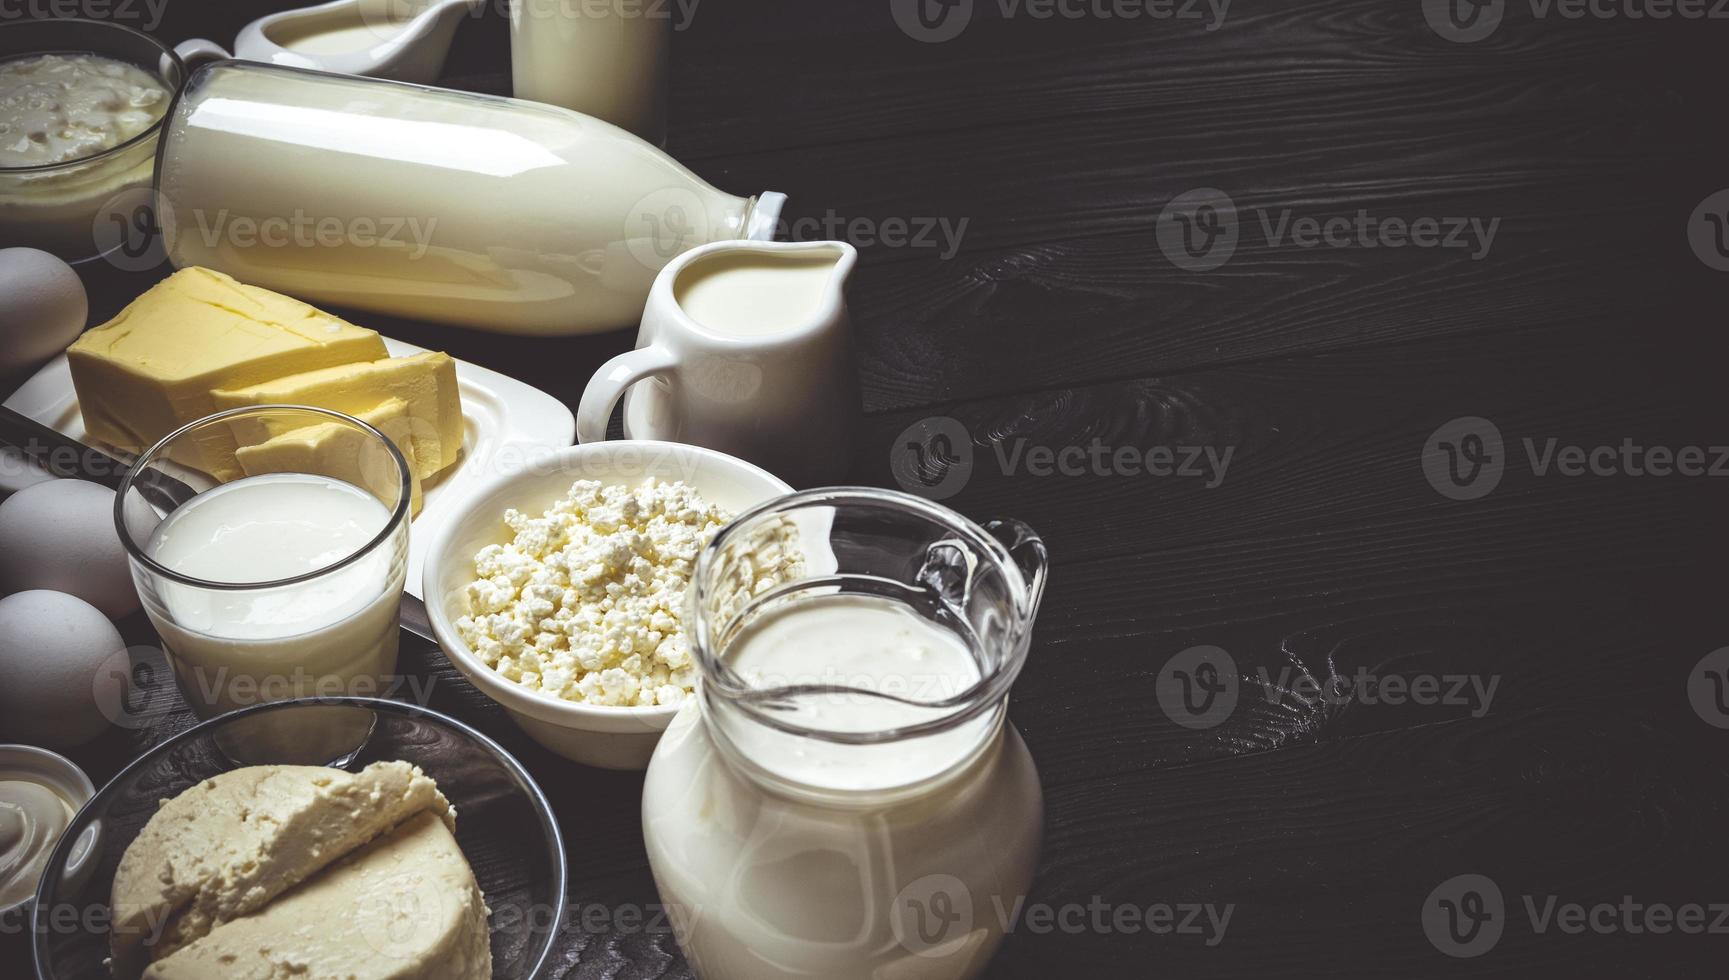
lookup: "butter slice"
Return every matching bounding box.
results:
[109,762,453,978]
[234,398,425,517]
[67,267,387,478]
[142,811,492,980]
[212,352,463,481]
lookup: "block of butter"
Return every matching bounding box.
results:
[67,267,388,479]
[213,352,464,481]
[234,398,425,517]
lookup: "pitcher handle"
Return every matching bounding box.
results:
[173,39,231,71]
[576,344,678,444]
[984,519,1047,616]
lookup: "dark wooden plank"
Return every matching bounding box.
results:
[138,1,1729,414]
[857,317,1725,561]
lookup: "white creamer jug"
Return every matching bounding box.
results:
[578,240,860,488]
[643,488,1048,980]
[154,62,784,335]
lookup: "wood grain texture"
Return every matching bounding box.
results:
[3,0,1723,977]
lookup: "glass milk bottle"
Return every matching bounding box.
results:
[155,62,784,336]
[510,0,671,144]
[643,489,1049,980]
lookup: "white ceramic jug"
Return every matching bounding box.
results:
[578,240,860,487]
[177,0,482,84]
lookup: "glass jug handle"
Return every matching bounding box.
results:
[984,519,1048,616]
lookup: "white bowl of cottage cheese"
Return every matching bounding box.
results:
[423,440,795,769]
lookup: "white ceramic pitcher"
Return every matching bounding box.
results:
[577,240,861,488]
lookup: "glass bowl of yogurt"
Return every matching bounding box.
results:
[0,19,184,263]
[29,698,568,980]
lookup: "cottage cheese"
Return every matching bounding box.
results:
[456,479,796,707]
[0,54,168,168]
[0,53,169,258]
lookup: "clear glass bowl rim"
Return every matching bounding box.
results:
[0,19,184,176]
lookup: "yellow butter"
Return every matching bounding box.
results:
[233,399,424,517]
[67,267,387,478]
[213,352,463,481]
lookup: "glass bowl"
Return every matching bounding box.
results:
[29,698,566,979]
[0,19,187,262]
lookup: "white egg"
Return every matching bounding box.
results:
[0,479,140,618]
[0,590,126,749]
[0,248,88,376]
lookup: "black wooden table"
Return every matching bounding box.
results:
[4,1,1725,976]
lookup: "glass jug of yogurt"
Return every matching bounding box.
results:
[643,488,1048,980]
[155,61,784,335]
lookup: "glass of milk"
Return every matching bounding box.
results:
[116,407,412,721]
[642,488,1049,980]
[510,0,672,144]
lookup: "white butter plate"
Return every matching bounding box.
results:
[2,337,576,600]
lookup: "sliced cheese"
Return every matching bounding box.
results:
[233,398,425,517]
[141,811,492,980]
[108,762,453,978]
[212,352,464,481]
[67,267,388,479]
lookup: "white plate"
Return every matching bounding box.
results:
[2,337,575,599]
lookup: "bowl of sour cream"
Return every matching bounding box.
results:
[0,744,98,921]
[0,20,197,263]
